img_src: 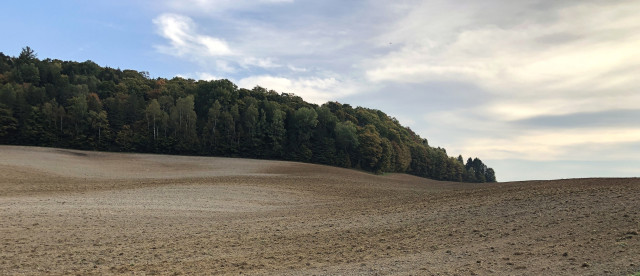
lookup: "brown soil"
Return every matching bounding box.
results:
[1,145,639,275]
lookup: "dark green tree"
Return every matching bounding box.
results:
[358,125,383,172]
[288,107,318,161]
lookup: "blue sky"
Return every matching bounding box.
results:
[3,0,640,181]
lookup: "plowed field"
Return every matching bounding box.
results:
[1,146,639,275]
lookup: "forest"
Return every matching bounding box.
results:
[0,47,496,183]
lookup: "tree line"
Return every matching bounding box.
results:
[0,47,496,182]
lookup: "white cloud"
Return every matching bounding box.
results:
[176,72,221,81]
[287,65,307,72]
[236,75,358,105]
[417,107,640,162]
[356,0,640,173]
[164,0,294,14]
[195,72,220,81]
[365,1,640,120]
[240,57,280,69]
[153,13,289,73]
[153,13,233,58]
[460,127,640,161]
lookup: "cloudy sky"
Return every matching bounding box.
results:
[3,0,639,181]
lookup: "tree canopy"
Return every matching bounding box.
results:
[0,47,497,183]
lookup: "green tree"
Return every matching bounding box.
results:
[218,110,235,153]
[0,103,18,141]
[87,93,102,112]
[170,95,197,144]
[230,103,240,146]
[312,106,338,164]
[289,107,318,161]
[115,124,134,151]
[358,125,383,172]
[0,84,17,107]
[41,99,65,136]
[267,108,286,157]
[378,137,394,173]
[485,168,497,182]
[243,103,259,140]
[145,99,166,141]
[88,110,109,146]
[391,141,411,172]
[67,95,88,135]
[334,121,358,167]
[409,144,430,178]
[41,100,58,130]
[204,100,221,152]
[19,63,40,84]
[17,47,37,64]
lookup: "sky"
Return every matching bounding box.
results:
[2,0,639,181]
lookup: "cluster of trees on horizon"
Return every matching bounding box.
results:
[0,47,496,183]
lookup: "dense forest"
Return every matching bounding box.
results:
[0,47,496,182]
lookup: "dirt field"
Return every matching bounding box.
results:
[1,146,639,275]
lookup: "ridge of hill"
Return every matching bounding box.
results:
[0,47,495,182]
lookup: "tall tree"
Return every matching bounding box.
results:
[145,99,165,141]
[358,125,383,172]
[67,95,88,136]
[0,103,18,141]
[170,95,197,145]
[17,47,37,64]
[88,110,109,147]
[204,100,221,152]
[243,103,259,141]
[266,107,286,157]
[289,107,318,161]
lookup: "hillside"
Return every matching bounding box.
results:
[0,47,495,182]
[1,145,638,275]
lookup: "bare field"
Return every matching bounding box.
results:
[1,146,639,275]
